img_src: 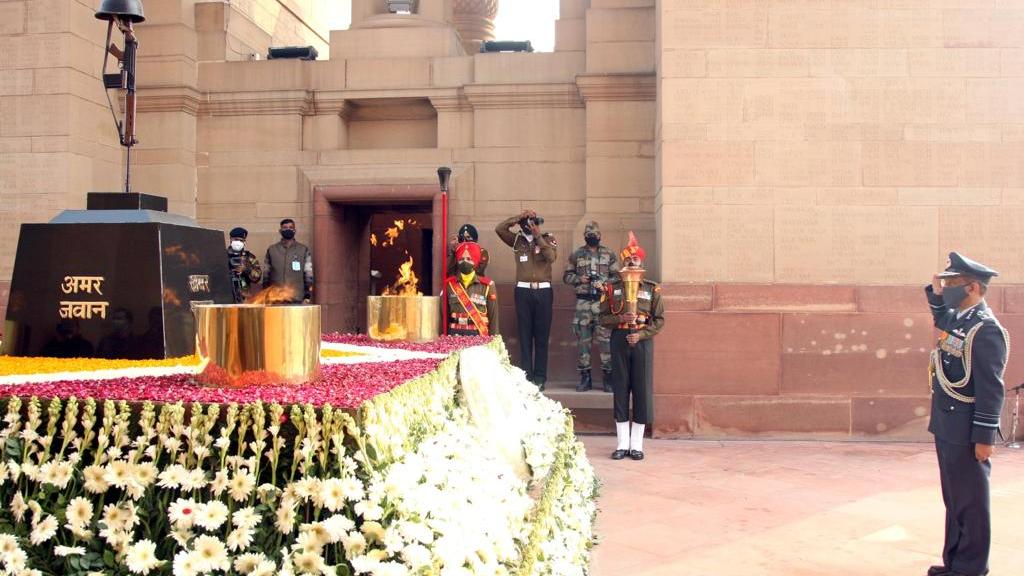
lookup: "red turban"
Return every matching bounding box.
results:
[456,241,482,266]
[620,231,646,262]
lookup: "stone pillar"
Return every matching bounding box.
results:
[453,0,498,54]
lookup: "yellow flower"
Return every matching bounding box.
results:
[0,355,200,376]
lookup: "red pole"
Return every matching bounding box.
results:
[441,189,449,335]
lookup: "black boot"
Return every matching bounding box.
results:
[602,369,613,392]
[576,370,592,392]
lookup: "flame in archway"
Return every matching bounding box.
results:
[382,256,421,296]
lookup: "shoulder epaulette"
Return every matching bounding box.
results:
[477,275,493,285]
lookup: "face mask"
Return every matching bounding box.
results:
[458,261,475,274]
[230,240,245,252]
[585,235,600,247]
[942,284,969,309]
[280,229,295,240]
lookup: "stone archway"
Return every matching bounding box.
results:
[312,184,444,333]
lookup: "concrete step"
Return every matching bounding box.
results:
[542,380,614,433]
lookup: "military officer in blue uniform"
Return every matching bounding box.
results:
[925,252,1010,576]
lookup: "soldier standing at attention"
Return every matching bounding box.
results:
[226,227,263,303]
[600,233,663,461]
[925,252,1009,576]
[563,221,617,392]
[445,241,499,337]
[496,209,557,391]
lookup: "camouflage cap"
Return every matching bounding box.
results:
[584,221,600,236]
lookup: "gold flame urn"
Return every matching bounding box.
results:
[367,295,440,342]
[619,267,646,328]
[193,304,321,386]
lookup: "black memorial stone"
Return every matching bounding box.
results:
[2,203,233,359]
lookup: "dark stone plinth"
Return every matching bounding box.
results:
[87,192,168,212]
[2,218,233,359]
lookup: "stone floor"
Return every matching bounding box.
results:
[583,436,1024,575]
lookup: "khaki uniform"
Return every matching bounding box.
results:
[599,278,665,424]
[496,215,558,385]
[445,274,499,336]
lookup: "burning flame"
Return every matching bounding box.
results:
[370,233,378,247]
[382,256,421,296]
[246,285,298,305]
[381,219,405,247]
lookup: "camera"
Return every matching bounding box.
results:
[519,215,544,229]
[229,254,243,271]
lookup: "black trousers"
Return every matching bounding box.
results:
[514,286,553,383]
[935,438,992,576]
[611,329,653,424]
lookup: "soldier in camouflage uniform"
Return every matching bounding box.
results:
[226,227,263,303]
[563,221,617,392]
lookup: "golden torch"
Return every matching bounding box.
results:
[619,266,646,334]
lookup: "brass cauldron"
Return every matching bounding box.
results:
[193,304,320,386]
[366,295,440,342]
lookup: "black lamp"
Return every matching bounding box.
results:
[96,0,145,193]
[437,167,452,193]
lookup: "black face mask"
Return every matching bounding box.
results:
[942,284,969,309]
[585,235,600,247]
[457,261,475,274]
[280,229,295,240]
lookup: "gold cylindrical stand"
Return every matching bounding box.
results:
[193,304,320,386]
[366,295,440,342]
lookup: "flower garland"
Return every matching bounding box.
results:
[0,338,597,575]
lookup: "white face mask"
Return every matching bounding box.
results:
[230,240,245,251]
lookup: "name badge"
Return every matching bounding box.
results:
[519,255,529,263]
[639,291,652,300]
[291,261,301,271]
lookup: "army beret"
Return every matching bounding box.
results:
[229,227,248,239]
[937,251,999,283]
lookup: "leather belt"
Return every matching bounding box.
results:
[516,281,551,289]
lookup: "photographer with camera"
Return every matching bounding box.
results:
[496,209,558,390]
[226,227,263,303]
[564,221,618,392]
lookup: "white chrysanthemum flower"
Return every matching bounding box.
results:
[103,460,132,489]
[172,550,200,576]
[251,560,277,576]
[233,552,268,574]
[209,470,229,497]
[231,506,261,530]
[5,548,28,571]
[0,533,20,557]
[348,554,379,574]
[353,500,383,521]
[192,534,230,572]
[320,514,354,542]
[194,501,229,531]
[360,521,385,544]
[170,526,193,548]
[157,464,187,489]
[319,478,346,512]
[10,492,27,522]
[341,531,367,556]
[39,461,73,489]
[29,515,58,545]
[134,462,158,487]
[291,550,327,575]
[181,469,207,491]
[226,526,254,552]
[124,539,163,574]
[65,496,94,529]
[401,543,431,571]
[371,561,410,576]
[167,498,198,529]
[228,471,255,502]
[275,500,297,535]
[340,476,365,503]
[83,465,109,494]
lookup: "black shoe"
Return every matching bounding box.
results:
[629,450,644,460]
[602,369,613,392]
[576,370,592,392]
[611,449,628,460]
[927,567,949,576]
